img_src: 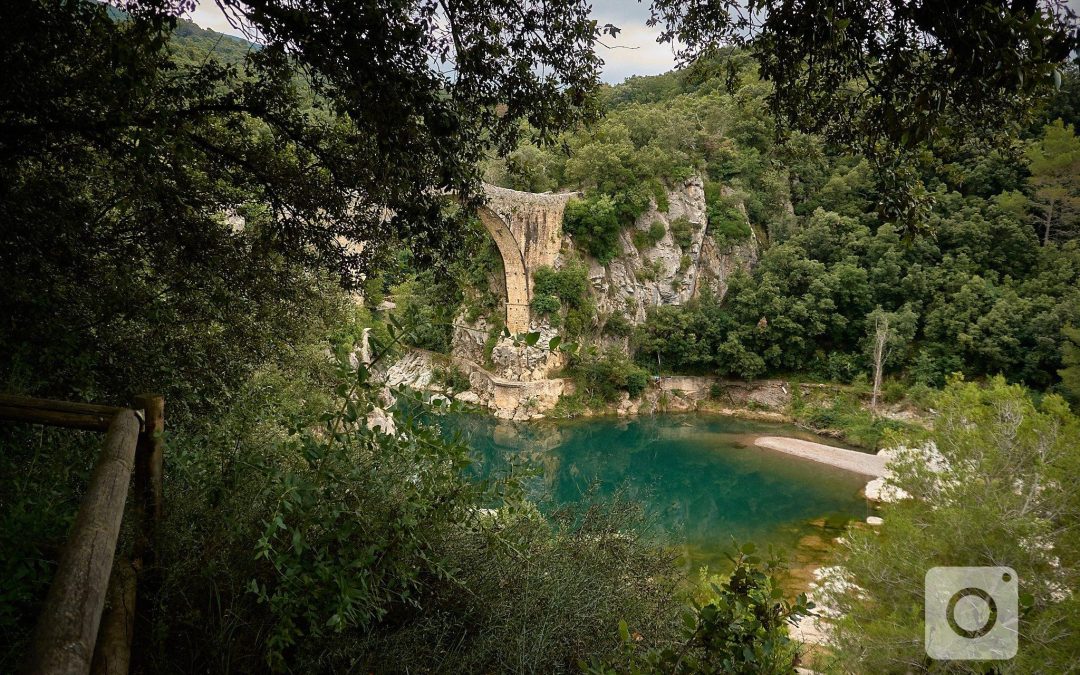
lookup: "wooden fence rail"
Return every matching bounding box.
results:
[0,394,164,675]
[0,395,126,432]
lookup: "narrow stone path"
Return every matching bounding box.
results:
[753,436,887,477]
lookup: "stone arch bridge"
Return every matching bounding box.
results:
[476,184,576,334]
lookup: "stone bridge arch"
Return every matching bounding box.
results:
[476,184,576,334]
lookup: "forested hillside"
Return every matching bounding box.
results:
[461,55,1080,400]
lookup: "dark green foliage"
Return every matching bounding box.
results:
[1060,324,1080,406]
[533,262,596,336]
[823,353,864,384]
[533,262,591,308]
[571,347,652,403]
[585,549,810,674]
[356,494,682,673]
[532,293,562,316]
[135,352,686,671]
[250,374,479,666]
[670,216,695,249]
[633,220,668,250]
[0,427,99,662]
[433,364,471,393]
[709,207,752,249]
[636,189,1080,391]
[603,312,633,338]
[650,0,1079,232]
[504,145,560,192]
[452,224,505,323]
[391,271,459,353]
[791,390,909,450]
[909,350,964,389]
[705,183,752,248]
[563,195,624,264]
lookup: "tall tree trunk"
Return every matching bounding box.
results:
[1044,199,1055,246]
[871,315,889,411]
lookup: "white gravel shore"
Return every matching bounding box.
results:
[753,436,887,477]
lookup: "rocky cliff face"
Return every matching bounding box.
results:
[383,349,569,420]
[567,175,758,325]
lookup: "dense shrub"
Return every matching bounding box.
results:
[532,293,562,315]
[146,353,685,672]
[563,195,623,264]
[586,548,811,675]
[824,352,864,383]
[533,262,590,308]
[571,347,653,404]
[790,390,911,450]
[633,220,667,250]
[708,202,752,249]
[826,378,1080,672]
[533,262,596,337]
[603,312,633,337]
[670,216,695,249]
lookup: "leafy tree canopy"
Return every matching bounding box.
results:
[649,0,1080,231]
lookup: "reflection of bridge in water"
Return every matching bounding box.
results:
[476,183,576,334]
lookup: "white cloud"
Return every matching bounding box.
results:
[187,2,241,37]
[596,23,678,83]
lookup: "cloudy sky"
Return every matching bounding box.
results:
[186,0,677,84]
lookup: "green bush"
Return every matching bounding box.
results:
[603,312,633,337]
[792,392,910,450]
[827,378,1080,673]
[709,207,751,248]
[434,364,471,393]
[141,353,685,671]
[570,347,653,404]
[533,262,590,308]
[705,183,751,249]
[637,259,664,282]
[586,548,810,674]
[882,378,908,404]
[670,217,695,249]
[531,293,561,315]
[824,352,863,383]
[633,220,667,250]
[564,300,597,338]
[626,369,650,397]
[678,254,692,274]
[563,194,623,264]
[391,272,459,353]
[910,349,964,388]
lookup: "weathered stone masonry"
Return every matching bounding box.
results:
[477,184,575,333]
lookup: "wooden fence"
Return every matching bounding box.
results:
[0,393,164,675]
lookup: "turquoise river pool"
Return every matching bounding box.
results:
[439,413,873,571]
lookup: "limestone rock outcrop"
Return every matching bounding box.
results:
[383,348,570,421]
[566,176,758,326]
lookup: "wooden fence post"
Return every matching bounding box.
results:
[90,557,138,675]
[133,394,164,541]
[27,410,141,675]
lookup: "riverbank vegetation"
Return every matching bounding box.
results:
[821,377,1080,672]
